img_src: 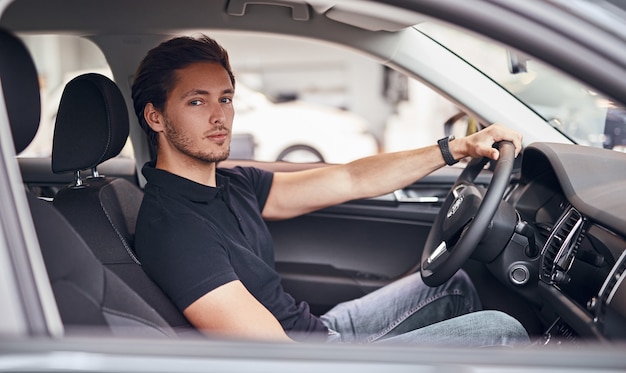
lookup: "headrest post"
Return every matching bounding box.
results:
[72,170,84,188]
[91,166,100,178]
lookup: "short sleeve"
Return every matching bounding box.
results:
[136,209,238,311]
[226,166,273,211]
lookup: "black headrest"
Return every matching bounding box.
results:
[0,27,41,154]
[52,73,129,174]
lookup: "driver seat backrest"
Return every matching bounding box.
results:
[50,73,194,334]
[0,27,175,337]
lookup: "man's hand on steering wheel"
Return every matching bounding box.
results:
[421,123,522,287]
[450,123,523,162]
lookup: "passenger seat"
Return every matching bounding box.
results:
[50,73,194,334]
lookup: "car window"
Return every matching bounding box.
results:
[417,22,626,153]
[17,34,134,159]
[192,31,474,163]
[18,32,475,165]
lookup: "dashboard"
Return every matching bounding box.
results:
[505,142,626,342]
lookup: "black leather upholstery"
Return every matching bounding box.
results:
[1,27,176,337]
[51,73,193,334]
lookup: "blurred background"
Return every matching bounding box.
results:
[18,24,625,163]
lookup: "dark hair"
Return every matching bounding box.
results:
[131,35,235,150]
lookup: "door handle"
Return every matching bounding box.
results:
[393,189,440,203]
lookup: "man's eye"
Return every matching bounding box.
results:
[189,100,202,106]
[221,97,233,104]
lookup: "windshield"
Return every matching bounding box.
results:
[417,22,626,153]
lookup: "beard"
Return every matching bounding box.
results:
[162,115,230,163]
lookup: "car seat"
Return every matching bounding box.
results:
[50,73,194,334]
[0,26,176,337]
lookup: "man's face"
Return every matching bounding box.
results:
[160,62,235,163]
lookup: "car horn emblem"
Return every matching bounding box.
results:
[446,195,464,218]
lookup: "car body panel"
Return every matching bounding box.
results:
[0,56,61,337]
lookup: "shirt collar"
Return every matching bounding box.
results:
[141,160,230,203]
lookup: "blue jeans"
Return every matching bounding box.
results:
[320,270,529,347]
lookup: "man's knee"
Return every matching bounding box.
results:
[445,270,481,307]
[476,310,530,346]
[448,269,472,286]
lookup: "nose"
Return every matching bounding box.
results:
[210,104,226,125]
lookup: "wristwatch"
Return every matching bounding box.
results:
[437,135,458,166]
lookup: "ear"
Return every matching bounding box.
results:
[143,103,165,132]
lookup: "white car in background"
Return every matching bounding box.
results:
[233,83,378,163]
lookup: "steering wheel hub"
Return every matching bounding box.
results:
[446,194,464,218]
[442,185,482,241]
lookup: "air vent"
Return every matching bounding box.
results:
[540,207,584,284]
[595,249,626,323]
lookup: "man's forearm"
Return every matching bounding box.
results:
[343,144,446,200]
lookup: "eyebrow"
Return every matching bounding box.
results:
[180,88,234,99]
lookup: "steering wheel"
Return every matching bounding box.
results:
[420,141,516,287]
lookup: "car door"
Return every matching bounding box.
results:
[272,168,456,314]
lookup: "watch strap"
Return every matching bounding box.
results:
[437,135,458,166]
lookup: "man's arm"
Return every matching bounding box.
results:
[262,123,522,220]
[184,280,293,342]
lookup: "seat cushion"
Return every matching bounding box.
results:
[28,191,176,337]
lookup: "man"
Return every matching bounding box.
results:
[132,35,528,345]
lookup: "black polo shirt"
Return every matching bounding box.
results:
[135,161,327,339]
